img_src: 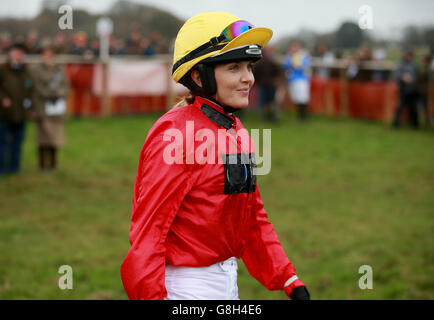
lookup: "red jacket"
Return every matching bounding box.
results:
[121,96,304,299]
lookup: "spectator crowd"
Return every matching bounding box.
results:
[0,30,169,58]
[253,41,433,127]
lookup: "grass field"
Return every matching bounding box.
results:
[0,111,433,300]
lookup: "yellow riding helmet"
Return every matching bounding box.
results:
[172,12,273,83]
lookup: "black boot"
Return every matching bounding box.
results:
[38,146,46,170]
[49,147,58,170]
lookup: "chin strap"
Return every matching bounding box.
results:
[207,97,241,114]
[222,105,242,114]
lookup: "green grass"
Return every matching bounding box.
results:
[0,111,433,299]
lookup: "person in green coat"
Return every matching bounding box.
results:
[0,43,34,175]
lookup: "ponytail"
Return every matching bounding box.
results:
[171,92,196,109]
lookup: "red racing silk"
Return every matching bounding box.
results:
[120,96,304,299]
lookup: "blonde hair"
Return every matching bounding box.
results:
[171,92,196,109]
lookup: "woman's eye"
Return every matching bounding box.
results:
[229,64,239,70]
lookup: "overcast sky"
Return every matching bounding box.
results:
[0,0,433,41]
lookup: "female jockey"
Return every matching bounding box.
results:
[121,12,310,300]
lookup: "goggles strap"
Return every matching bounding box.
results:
[172,34,227,74]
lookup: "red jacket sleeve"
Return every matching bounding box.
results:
[120,120,193,300]
[241,186,305,296]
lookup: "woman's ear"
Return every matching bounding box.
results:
[191,69,202,88]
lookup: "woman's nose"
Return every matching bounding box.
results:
[240,66,254,84]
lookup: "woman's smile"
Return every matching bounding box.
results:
[237,87,250,96]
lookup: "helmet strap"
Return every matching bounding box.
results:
[196,63,217,96]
